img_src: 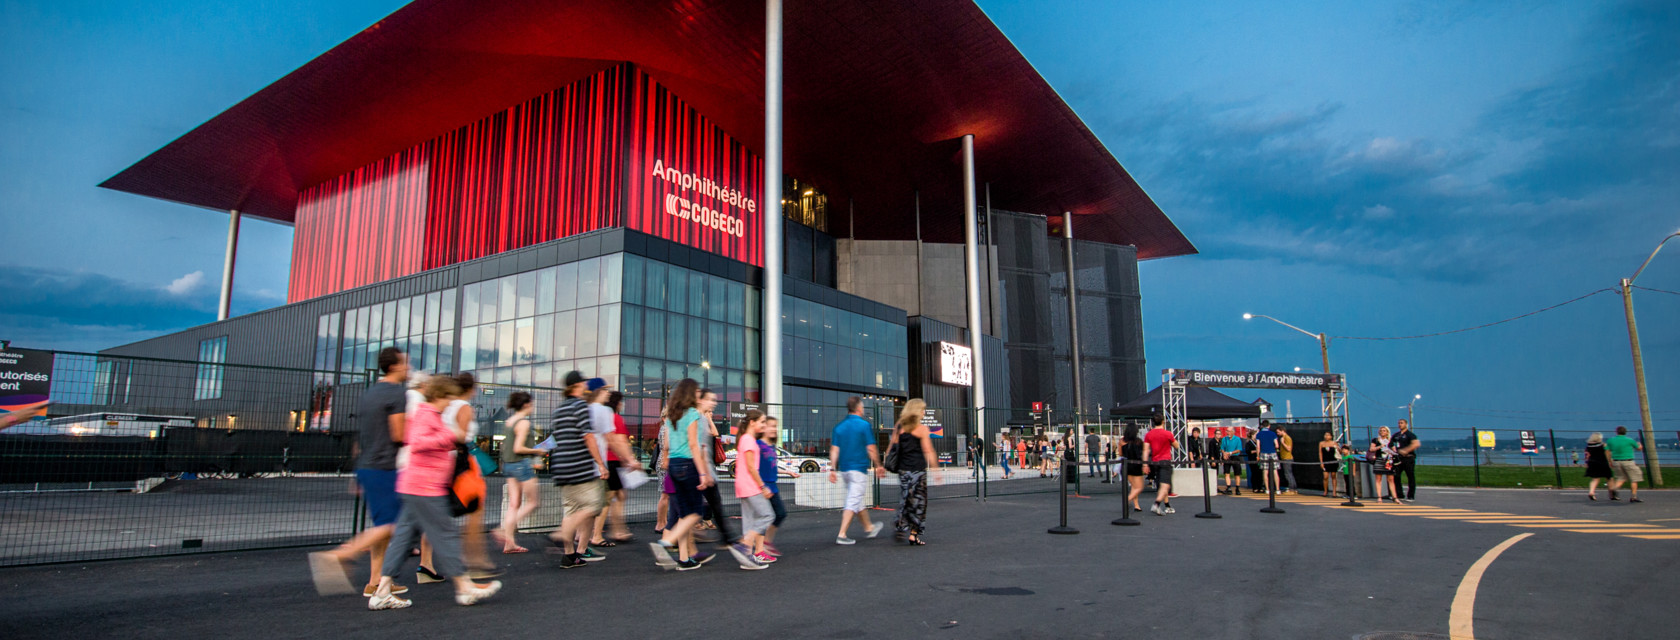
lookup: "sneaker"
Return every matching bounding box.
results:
[416,566,445,584]
[1168,492,1180,498]
[308,552,354,596]
[867,522,886,539]
[728,543,763,568]
[675,559,702,571]
[836,536,856,545]
[1151,503,1163,516]
[560,553,589,569]
[454,581,501,606]
[649,541,677,570]
[754,551,777,564]
[578,548,607,562]
[692,551,716,565]
[367,593,412,610]
[1630,498,1643,504]
[763,543,782,557]
[363,583,410,598]
[1164,505,1176,514]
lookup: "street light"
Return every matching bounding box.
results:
[1406,394,1421,429]
[1620,230,1679,486]
[1243,313,1331,375]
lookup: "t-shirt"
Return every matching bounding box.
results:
[1391,430,1418,458]
[607,414,629,462]
[588,403,615,467]
[665,409,702,460]
[1606,435,1641,461]
[1278,433,1294,460]
[356,381,408,470]
[759,439,780,494]
[1143,427,1175,462]
[1220,435,1242,455]
[1085,433,1101,449]
[549,397,598,486]
[831,414,875,472]
[1257,429,1279,455]
[735,436,763,498]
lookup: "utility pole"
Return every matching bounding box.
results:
[1620,231,1677,487]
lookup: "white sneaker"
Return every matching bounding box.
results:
[836,536,856,545]
[1151,503,1163,516]
[867,522,885,539]
[367,593,412,610]
[455,580,502,606]
[649,541,677,570]
[1164,505,1176,514]
[727,543,762,569]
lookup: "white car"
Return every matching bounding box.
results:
[719,447,831,478]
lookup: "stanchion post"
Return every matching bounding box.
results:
[1049,455,1079,534]
[1112,455,1140,526]
[1340,458,1363,507]
[1471,427,1482,488]
[1549,429,1563,489]
[1261,458,1285,514]
[1195,456,1222,519]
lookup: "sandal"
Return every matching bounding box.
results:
[906,536,926,546]
[591,539,618,548]
[502,545,529,554]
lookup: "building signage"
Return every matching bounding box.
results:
[936,341,974,387]
[1167,369,1339,390]
[728,402,764,422]
[1477,431,1497,449]
[1519,430,1538,454]
[922,408,943,438]
[0,347,53,399]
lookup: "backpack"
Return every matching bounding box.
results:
[448,444,487,516]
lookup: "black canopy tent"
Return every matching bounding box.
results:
[1111,385,1263,420]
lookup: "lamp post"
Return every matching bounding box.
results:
[1407,394,1421,429]
[1245,313,1330,375]
[1621,231,1679,487]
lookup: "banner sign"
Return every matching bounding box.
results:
[0,347,54,414]
[923,408,943,438]
[1477,431,1497,449]
[1519,430,1538,454]
[728,402,764,422]
[1167,369,1339,390]
[936,341,974,387]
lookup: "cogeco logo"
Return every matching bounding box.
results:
[664,193,745,237]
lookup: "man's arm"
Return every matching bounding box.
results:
[868,443,884,478]
[827,445,841,483]
[584,431,607,478]
[387,412,406,445]
[608,432,641,470]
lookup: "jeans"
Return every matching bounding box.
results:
[1280,460,1297,491]
[1393,456,1416,499]
[768,492,787,527]
[1086,449,1099,476]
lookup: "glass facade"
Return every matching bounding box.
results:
[458,254,622,387]
[618,254,759,437]
[332,289,457,376]
[781,294,907,394]
[194,336,227,401]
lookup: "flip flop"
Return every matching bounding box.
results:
[591,540,618,548]
[502,545,529,554]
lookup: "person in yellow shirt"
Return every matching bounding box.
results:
[1276,425,1297,494]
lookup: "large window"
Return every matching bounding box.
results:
[618,254,760,437]
[194,336,227,401]
[334,289,456,376]
[457,254,622,388]
[781,295,907,393]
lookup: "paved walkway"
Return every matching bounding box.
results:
[2,487,1674,639]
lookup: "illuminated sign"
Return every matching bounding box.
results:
[1477,431,1496,448]
[936,341,973,387]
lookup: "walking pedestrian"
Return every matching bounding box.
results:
[828,396,887,544]
[892,399,937,545]
[761,416,791,557]
[694,388,759,568]
[731,410,773,568]
[1369,426,1399,503]
[1605,425,1644,503]
[546,370,608,569]
[494,392,540,553]
[367,375,502,610]
[999,434,1013,479]
[1318,431,1340,497]
[1085,429,1101,477]
[310,347,411,598]
[1255,420,1281,495]
[648,379,717,571]
[1276,424,1297,494]
[444,374,500,579]
[1120,424,1145,512]
[1584,433,1613,500]
[1392,419,1420,501]
[1220,429,1243,494]
[1338,444,1360,496]
[589,385,642,549]
[1143,415,1178,515]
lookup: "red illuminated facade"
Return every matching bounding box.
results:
[287,64,763,303]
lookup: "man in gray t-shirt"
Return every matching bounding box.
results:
[357,379,408,471]
[309,347,410,597]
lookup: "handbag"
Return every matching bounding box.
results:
[883,439,901,474]
[468,443,498,476]
[448,444,487,517]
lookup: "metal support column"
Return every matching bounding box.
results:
[761,0,784,408]
[1062,213,1085,493]
[961,134,986,476]
[217,210,241,321]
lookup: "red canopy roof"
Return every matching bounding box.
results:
[100,0,1194,258]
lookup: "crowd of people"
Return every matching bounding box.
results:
[308,347,933,611]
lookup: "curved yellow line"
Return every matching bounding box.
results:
[1449,532,1532,640]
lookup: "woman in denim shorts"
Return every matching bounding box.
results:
[495,392,542,553]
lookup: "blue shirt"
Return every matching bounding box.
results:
[664,408,702,460]
[831,414,875,472]
[758,438,780,494]
[1220,435,1243,454]
[1257,430,1279,455]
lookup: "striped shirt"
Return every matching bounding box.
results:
[549,397,597,486]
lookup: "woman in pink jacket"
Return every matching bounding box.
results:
[368,376,501,610]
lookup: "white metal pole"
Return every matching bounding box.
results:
[1063,213,1085,463]
[961,135,986,461]
[761,0,784,409]
[218,210,241,321]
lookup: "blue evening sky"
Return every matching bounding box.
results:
[1,1,1675,435]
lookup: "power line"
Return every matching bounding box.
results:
[1633,285,1680,297]
[1330,288,1615,341]
[1418,406,1680,424]
[1418,404,1680,416]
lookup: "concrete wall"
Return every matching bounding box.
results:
[836,239,996,333]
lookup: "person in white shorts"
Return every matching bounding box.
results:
[827,397,886,544]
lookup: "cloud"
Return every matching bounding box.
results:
[164,270,206,296]
[0,265,218,350]
[1362,204,1395,220]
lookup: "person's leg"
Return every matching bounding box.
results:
[462,507,490,570]
[895,472,914,536]
[656,493,670,531]
[766,493,786,546]
[904,472,928,540]
[702,482,736,546]
[1128,476,1143,510]
[1587,478,1600,496]
[837,509,856,539]
[608,489,630,540]
[419,537,434,574]
[372,496,425,599]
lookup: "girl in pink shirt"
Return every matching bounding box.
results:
[733,411,774,567]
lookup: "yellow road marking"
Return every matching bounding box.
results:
[1624,534,1680,539]
[1511,523,1660,529]
[1560,528,1677,534]
[1450,533,1531,640]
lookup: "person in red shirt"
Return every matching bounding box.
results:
[1142,414,1179,515]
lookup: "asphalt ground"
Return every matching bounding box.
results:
[1,486,1675,640]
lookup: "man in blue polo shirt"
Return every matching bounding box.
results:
[1220,430,1244,494]
[827,397,885,545]
[1255,420,1281,495]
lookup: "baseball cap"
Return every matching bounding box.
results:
[563,370,587,388]
[586,377,608,391]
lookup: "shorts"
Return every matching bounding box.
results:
[739,493,774,535]
[1612,460,1644,483]
[841,470,869,512]
[605,460,624,491]
[1223,459,1244,474]
[662,471,676,494]
[1150,462,1173,487]
[560,479,607,517]
[355,468,402,527]
[1257,453,1279,470]
[502,459,536,482]
[666,458,707,519]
